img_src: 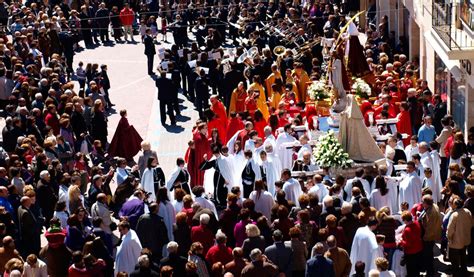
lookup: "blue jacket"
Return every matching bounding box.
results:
[305,255,335,277]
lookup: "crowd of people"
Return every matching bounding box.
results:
[0,0,472,276]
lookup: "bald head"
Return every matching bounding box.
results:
[327,235,337,248]
[20,196,31,208]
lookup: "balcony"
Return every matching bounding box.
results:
[431,1,474,59]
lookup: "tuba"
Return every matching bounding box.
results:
[273,45,286,57]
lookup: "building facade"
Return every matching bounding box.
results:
[366,0,474,136]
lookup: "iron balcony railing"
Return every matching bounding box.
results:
[432,1,474,51]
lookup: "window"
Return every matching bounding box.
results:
[460,0,474,30]
[451,75,466,132]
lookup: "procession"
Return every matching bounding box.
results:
[0,0,473,276]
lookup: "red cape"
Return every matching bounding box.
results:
[108,117,143,159]
[396,110,412,146]
[191,130,211,187]
[208,118,227,144]
[211,101,228,129]
[254,119,267,139]
[227,117,244,142]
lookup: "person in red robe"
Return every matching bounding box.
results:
[190,123,211,187]
[237,121,254,148]
[360,100,375,126]
[305,105,318,130]
[374,94,397,118]
[245,92,258,118]
[185,140,197,188]
[226,112,244,142]
[253,110,267,139]
[210,95,228,131]
[396,101,412,146]
[108,110,143,160]
[206,109,226,144]
[277,110,289,128]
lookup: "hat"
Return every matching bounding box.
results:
[93,174,102,181]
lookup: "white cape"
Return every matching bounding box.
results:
[283,178,303,207]
[276,132,296,169]
[398,172,422,211]
[115,230,142,275]
[141,167,156,202]
[230,151,247,192]
[259,160,279,196]
[349,226,378,275]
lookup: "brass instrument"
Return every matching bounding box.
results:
[293,38,322,60]
[273,45,286,57]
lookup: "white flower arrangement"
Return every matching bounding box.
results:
[352,78,371,99]
[308,80,330,101]
[313,130,353,168]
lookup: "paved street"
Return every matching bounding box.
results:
[73,37,198,176]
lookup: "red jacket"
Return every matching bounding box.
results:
[119,8,134,26]
[399,221,423,254]
[206,244,233,266]
[45,112,60,135]
[191,225,215,255]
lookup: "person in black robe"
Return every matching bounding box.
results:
[90,101,108,148]
[199,146,228,208]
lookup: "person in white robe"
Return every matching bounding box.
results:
[265,144,282,177]
[404,137,419,162]
[252,137,265,165]
[369,176,392,210]
[349,223,379,275]
[229,149,246,192]
[263,126,276,149]
[398,162,422,211]
[419,142,433,174]
[259,151,279,196]
[249,180,275,220]
[375,165,400,214]
[115,222,142,275]
[275,125,297,170]
[157,189,176,258]
[429,146,442,203]
[297,134,312,161]
[344,169,372,201]
[308,174,329,203]
[140,157,165,202]
[167,158,191,196]
[281,169,303,207]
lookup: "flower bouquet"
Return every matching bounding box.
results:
[308,80,330,101]
[313,130,353,169]
[351,78,371,99]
